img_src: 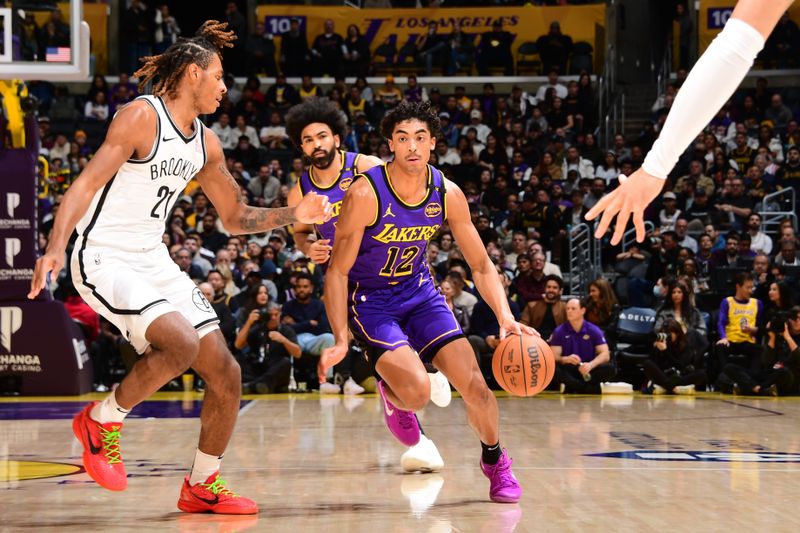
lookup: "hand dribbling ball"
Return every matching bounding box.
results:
[492,333,555,397]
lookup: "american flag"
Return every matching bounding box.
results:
[45,47,71,62]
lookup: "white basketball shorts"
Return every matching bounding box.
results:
[70,239,220,354]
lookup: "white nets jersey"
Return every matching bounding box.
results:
[75,95,207,252]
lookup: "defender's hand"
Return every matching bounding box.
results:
[585,170,666,245]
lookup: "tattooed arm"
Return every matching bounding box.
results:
[197,130,331,235]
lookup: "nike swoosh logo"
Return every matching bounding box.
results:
[162,136,176,142]
[86,427,102,455]
[383,396,394,416]
[192,492,219,505]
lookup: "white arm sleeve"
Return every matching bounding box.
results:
[643,18,765,179]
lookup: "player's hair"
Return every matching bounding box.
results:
[284,98,346,148]
[380,100,440,140]
[133,20,235,97]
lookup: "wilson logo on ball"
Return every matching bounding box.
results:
[527,346,542,386]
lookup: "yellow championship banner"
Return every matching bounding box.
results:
[697,0,800,54]
[255,4,606,73]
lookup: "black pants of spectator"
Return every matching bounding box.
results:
[556,363,616,394]
[333,345,372,385]
[720,363,795,396]
[282,57,309,77]
[641,359,708,392]
[312,56,342,78]
[90,335,129,387]
[713,342,762,381]
[247,357,292,393]
[477,52,514,76]
[468,335,498,388]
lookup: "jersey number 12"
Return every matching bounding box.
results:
[379,245,419,278]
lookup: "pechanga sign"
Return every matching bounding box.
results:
[0,301,92,394]
[0,148,37,297]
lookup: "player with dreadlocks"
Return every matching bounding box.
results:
[29,21,331,514]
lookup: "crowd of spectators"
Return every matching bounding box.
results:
[14,3,591,77]
[25,6,800,397]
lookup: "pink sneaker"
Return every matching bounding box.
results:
[377,380,420,446]
[480,449,522,503]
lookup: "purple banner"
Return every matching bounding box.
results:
[0,148,37,300]
[0,299,93,395]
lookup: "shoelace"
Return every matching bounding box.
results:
[204,475,239,498]
[493,456,517,487]
[99,426,122,465]
[397,410,417,431]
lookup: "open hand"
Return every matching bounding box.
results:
[318,342,348,384]
[585,169,666,245]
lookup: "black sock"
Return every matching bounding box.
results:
[481,441,501,465]
[415,414,426,436]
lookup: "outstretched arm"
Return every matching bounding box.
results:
[586,0,791,245]
[29,101,153,298]
[197,130,331,235]
[445,179,538,339]
[318,178,377,381]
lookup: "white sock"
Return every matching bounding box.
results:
[189,449,223,486]
[90,391,130,424]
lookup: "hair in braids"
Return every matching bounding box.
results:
[133,20,235,97]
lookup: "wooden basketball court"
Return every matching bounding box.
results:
[2,391,799,531]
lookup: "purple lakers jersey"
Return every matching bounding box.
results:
[298,150,360,244]
[349,163,446,290]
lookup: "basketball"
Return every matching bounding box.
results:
[492,334,555,397]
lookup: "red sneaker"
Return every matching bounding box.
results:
[177,472,258,515]
[72,402,127,491]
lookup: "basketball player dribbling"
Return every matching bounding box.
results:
[587,0,793,243]
[284,98,448,473]
[320,101,537,503]
[27,21,331,514]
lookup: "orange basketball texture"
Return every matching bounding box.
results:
[492,334,555,397]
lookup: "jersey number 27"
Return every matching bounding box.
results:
[151,186,177,219]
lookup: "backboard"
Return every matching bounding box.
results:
[0,0,89,81]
